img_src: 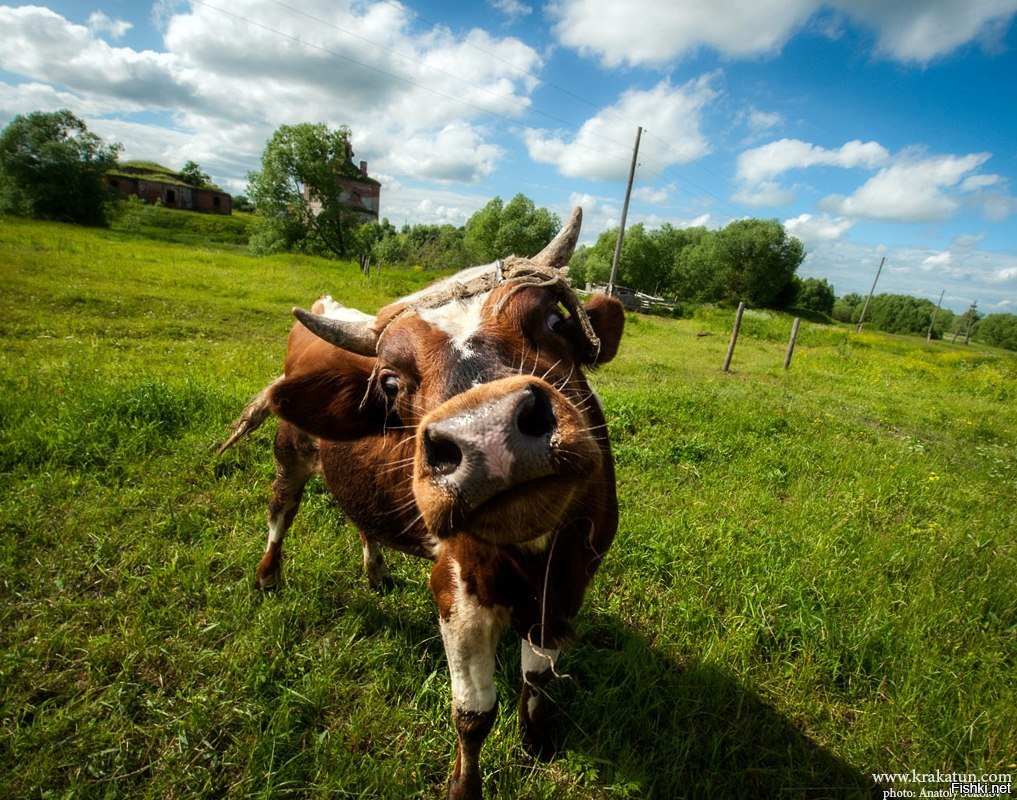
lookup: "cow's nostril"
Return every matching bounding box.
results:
[424,427,463,477]
[516,385,556,438]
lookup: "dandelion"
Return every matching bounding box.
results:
[928,473,941,482]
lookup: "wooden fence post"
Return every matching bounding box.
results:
[784,317,801,370]
[723,302,745,372]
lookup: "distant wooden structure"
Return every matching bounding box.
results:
[585,283,675,314]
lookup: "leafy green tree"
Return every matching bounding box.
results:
[567,230,615,288]
[231,193,254,212]
[0,109,121,226]
[974,313,1017,351]
[463,194,559,263]
[180,160,212,188]
[670,219,802,307]
[247,122,368,258]
[797,277,836,314]
[832,292,863,323]
[865,294,938,335]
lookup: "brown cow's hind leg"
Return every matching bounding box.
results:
[518,640,560,759]
[256,424,318,590]
[359,532,394,591]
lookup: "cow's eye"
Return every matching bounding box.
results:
[380,374,400,398]
[546,310,567,335]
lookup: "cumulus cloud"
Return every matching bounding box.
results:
[523,74,719,180]
[836,0,1017,63]
[632,185,669,204]
[784,212,855,245]
[385,122,505,183]
[490,0,533,21]
[736,138,889,185]
[549,0,1017,66]
[0,2,544,186]
[88,11,132,39]
[819,152,996,222]
[549,0,814,67]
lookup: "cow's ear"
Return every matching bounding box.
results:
[583,294,625,366]
[269,349,383,440]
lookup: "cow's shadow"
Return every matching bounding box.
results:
[542,611,882,799]
[346,588,881,800]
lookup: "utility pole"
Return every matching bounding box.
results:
[964,301,977,345]
[607,126,642,298]
[855,256,885,333]
[926,289,945,341]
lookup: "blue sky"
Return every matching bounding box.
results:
[2,1,1016,313]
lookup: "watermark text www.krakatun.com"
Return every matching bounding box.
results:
[872,770,1012,798]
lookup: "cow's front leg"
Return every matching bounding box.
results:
[518,639,560,759]
[432,557,507,800]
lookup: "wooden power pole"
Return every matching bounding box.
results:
[607,126,642,298]
[926,290,944,341]
[855,256,885,333]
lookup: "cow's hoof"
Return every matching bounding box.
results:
[255,570,280,590]
[521,723,556,762]
[446,774,482,800]
[368,571,396,594]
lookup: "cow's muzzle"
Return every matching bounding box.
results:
[413,375,601,543]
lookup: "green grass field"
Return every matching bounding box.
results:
[1,216,1014,799]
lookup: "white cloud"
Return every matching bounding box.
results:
[0,2,545,188]
[385,122,505,183]
[632,185,669,204]
[490,0,533,21]
[523,74,719,181]
[549,0,815,67]
[833,0,1017,63]
[921,251,952,271]
[744,108,784,134]
[819,152,995,223]
[549,0,1017,66]
[784,212,855,245]
[88,11,132,40]
[987,266,1017,283]
[736,138,889,185]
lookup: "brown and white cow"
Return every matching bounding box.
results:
[219,208,624,799]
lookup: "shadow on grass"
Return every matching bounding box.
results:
[323,585,882,799]
[549,612,881,800]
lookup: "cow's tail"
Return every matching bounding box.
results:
[217,375,284,455]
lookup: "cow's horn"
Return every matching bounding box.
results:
[293,307,378,355]
[530,206,582,270]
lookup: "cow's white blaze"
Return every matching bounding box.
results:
[439,560,507,713]
[417,293,489,358]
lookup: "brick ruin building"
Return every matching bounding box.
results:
[303,136,381,223]
[106,164,232,215]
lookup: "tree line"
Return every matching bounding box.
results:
[2,110,1015,351]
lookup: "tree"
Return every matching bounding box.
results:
[463,194,559,263]
[865,294,937,335]
[975,313,1017,351]
[247,122,369,258]
[180,160,211,188]
[669,219,803,307]
[231,193,255,213]
[797,277,836,314]
[0,109,121,226]
[831,292,863,323]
